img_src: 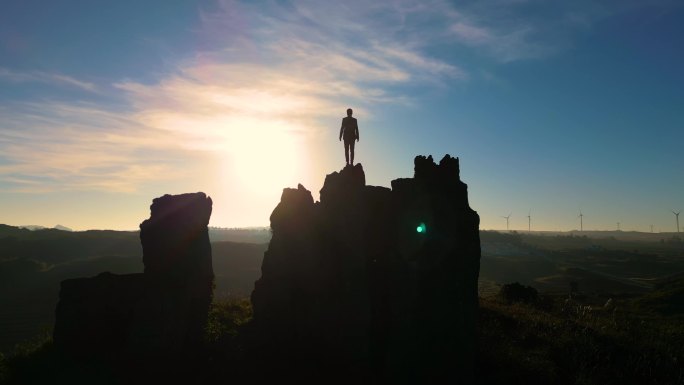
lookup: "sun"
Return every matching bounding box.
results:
[207,115,310,227]
[136,86,314,227]
[230,119,303,194]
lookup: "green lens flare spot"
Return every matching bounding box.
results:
[416,223,426,233]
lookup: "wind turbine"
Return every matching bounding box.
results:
[578,210,584,232]
[617,222,621,231]
[501,213,512,231]
[673,210,681,233]
[527,210,532,232]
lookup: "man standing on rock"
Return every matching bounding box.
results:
[339,108,359,166]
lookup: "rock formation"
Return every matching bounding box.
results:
[250,155,481,384]
[53,192,214,373]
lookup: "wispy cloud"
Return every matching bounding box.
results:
[198,0,467,82]
[2,0,655,195]
[0,67,98,92]
[0,102,185,193]
[440,0,682,62]
[94,0,475,194]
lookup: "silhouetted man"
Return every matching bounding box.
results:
[339,108,359,166]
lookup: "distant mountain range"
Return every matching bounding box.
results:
[5,224,271,243]
[18,224,73,232]
[489,229,683,242]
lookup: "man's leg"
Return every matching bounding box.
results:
[349,141,355,165]
[344,141,350,165]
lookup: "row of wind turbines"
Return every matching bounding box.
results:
[500,210,682,233]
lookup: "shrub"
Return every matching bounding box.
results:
[205,298,253,343]
[499,282,539,303]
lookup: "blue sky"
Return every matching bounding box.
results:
[1,0,683,231]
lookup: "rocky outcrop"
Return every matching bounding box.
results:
[53,192,214,369]
[53,272,145,358]
[140,193,213,281]
[250,155,481,384]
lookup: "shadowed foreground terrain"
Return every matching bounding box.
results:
[3,224,682,355]
[0,227,266,353]
[2,229,683,383]
[3,154,483,384]
[3,287,684,384]
[1,157,684,383]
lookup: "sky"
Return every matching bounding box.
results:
[0,0,683,232]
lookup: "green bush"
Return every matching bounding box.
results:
[206,297,253,343]
[0,329,56,385]
[478,294,684,385]
[499,282,539,303]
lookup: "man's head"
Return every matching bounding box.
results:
[346,108,353,117]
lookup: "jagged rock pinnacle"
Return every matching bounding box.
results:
[251,155,480,383]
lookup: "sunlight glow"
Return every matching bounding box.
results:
[228,118,303,194]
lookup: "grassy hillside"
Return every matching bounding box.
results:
[212,242,267,298]
[0,225,140,264]
[478,231,684,296]
[0,256,142,354]
[3,287,683,385]
[477,290,684,385]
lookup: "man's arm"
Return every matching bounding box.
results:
[355,122,359,142]
[339,119,344,141]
